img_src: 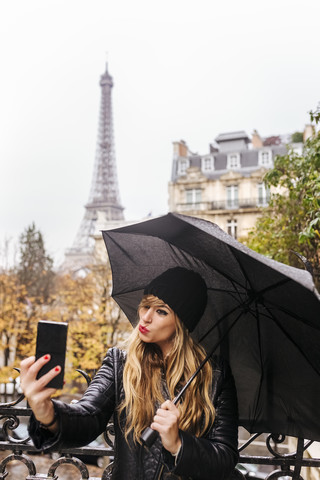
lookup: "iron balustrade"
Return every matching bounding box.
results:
[211,197,270,210]
[176,198,270,212]
[0,379,319,480]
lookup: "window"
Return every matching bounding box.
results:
[186,188,202,205]
[227,153,240,169]
[226,185,238,209]
[227,219,237,239]
[258,150,272,166]
[178,159,189,175]
[202,156,214,172]
[257,182,270,206]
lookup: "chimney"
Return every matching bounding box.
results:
[251,130,263,148]
[173,140,189,159]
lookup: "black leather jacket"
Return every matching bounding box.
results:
[29,347,239,480]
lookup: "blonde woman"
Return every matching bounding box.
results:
[21,267,239,480]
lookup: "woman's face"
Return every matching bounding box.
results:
[138,295,176,356]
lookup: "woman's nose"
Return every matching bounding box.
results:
[142,308,152,323]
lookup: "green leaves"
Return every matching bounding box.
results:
[246,110,320,289]
[309,105,320,125]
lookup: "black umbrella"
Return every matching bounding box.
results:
[102,213,320,442]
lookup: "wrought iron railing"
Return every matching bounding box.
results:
[211,197,270,210]
[1,381,319,480]
[176,198,270,212]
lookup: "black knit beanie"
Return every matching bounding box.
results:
[143,267,207,332]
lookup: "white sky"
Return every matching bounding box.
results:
[0,0,319,267]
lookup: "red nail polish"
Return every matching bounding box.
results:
[44,355,49,360]
[55,366,60,372]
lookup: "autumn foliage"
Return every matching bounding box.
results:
[0,224,132,391]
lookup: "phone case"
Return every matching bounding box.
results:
[35,320,68,389]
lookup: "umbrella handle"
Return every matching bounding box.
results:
[140,426,159,448]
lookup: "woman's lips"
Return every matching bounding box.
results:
[139,325,149,334]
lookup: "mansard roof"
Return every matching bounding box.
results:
[171,143,287,182]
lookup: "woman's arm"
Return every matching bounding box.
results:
[22,348,120,451]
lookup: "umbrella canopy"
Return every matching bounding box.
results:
[102,213,320,441]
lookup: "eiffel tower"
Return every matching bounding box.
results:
[64,63,124,269]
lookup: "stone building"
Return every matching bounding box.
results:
[168,130,288,239]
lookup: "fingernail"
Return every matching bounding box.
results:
[44,355,49,360]
[55,366,60,372]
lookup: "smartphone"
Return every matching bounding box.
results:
[35,320,68,389]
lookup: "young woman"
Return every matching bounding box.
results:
[21,267,239,480]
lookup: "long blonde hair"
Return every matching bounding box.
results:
[119,295,215,444]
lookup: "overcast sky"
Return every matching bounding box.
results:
[1,0,319,267]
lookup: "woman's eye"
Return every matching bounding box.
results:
[140,306,150,313]
[157,309,168,316]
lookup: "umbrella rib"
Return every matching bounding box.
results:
[255,303,317,328]
[261,299,320,330]
[231,251,293,301]
[208,287,241,294]
[198,304,242,343]
[208,286,249,305]
[257,278,291,296]
[228,248,258,292]
[264,305,320,377]
[173,310,244,405]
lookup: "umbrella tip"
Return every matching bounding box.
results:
[290,251,314,278]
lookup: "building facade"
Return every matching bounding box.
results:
[168,130,287,239]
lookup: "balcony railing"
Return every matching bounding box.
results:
[211,197,270,210]
[176,202,213,211]
[1,380,319,480]
[176,198,270,212]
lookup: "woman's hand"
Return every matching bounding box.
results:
[20,355,60,429]
[151,400,181,455]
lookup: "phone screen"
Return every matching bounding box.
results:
[35,320,68,389]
